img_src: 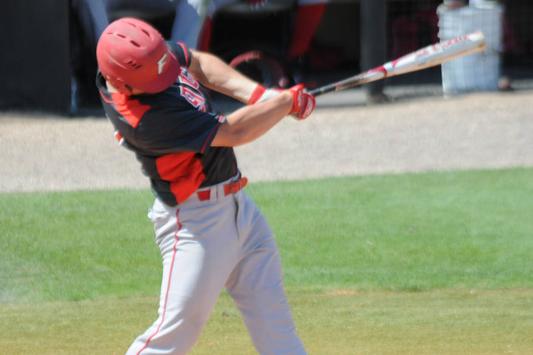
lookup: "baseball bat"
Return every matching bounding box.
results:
[309,31,487,97]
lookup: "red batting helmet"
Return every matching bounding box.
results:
[96,17,179,94]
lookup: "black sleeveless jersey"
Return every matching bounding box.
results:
[96,42,238,206]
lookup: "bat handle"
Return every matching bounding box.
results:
[309,85,337,97]
[308,88,321,97]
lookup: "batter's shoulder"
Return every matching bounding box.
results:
[167,41,192,68]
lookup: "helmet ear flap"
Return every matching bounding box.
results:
[106,75,133,95]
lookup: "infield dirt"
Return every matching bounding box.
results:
[1,90,532,192]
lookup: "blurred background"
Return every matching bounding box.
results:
[0,0,531,115]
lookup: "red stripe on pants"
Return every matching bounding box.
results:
[137,209,182,355]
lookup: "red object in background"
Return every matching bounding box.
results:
[197,17,213,51]
[288,4,327,60]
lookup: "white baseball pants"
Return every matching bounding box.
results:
[126,177,306,355]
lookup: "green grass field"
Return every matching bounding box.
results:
[1,168,533,354]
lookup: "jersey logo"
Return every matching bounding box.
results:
[180,86,207,112]
[157,53,169,75]
[178,70,200,89]
[178,69,206,111]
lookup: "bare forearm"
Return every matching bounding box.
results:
[212,92,293,147]
[188,50,257,103]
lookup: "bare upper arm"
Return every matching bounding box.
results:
[187,50,209,85]
[211,122,243,147]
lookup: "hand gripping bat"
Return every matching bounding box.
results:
[309,31,487,97]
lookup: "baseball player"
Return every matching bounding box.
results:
[288,0,329,61]
[171,0,329,52]
[96,17,315,354]
[170,0,231,49]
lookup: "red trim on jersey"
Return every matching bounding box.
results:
[136,209,182,355]
[156,152,206,204]
[178,42,190,67]
[111,93,151,128]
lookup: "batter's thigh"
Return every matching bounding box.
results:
[127,197,241,355]
[225,192,307,355]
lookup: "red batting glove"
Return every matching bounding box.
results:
[247,84,281,104]
[288,84,316,120]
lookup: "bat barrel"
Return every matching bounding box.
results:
[307,31,485,98]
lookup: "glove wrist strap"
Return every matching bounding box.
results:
[247,84,266,105]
